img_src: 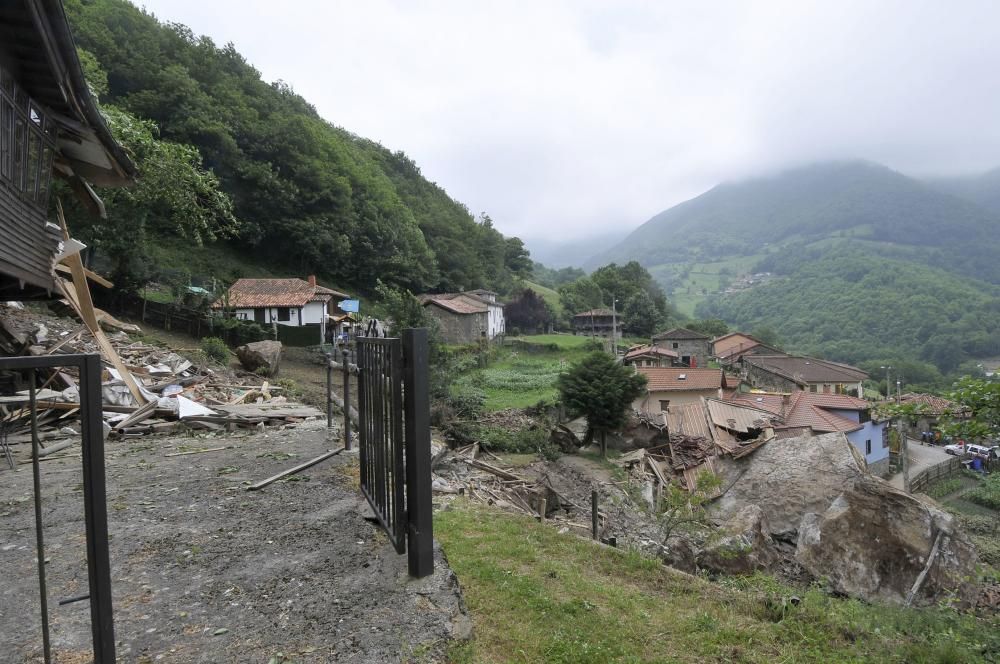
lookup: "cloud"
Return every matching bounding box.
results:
[138,0,1000,242]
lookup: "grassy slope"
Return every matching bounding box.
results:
[522,280,564,316]
[453,335,599,410]
[438,503,998,663]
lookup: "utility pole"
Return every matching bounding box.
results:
[611,296,618,358]
[899,378,909,492]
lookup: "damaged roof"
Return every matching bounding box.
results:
[730,391,871,435]
[624,344,679,362]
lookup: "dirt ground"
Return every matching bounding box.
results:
[1,418,468,663]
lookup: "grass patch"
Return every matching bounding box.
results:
[438,502,1000,663]
[967,475,1000,510]
[512,334,598,350]
[925,477,965,500]
[522,280,563,316]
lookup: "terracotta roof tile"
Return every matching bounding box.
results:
[637,367,725,391]
[212,278,348,309]
[624,344,679,361]
[652,327,711,341]
[729,391,869,434]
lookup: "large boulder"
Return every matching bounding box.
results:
[697,504,782,575]
[711,432,867,539]
[236,340,282,376]
[795,476,979,606]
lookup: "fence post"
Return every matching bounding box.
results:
[326,353,333,430]
[341,343,352,451]
[402,328,433,578]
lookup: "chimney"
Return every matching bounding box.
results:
[781,393,791,420]
[307,275,317,286]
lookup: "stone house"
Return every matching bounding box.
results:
[651,327,711,368]
[419,292,505,344]
[730,391,890,474]
[741,354,868,396]
[0,0,135,299]
[632,367,727,413]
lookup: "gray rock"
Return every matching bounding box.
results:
[697,504,781,575]
[711,432,867,539]
[795,476,979,606]
[236,340,282,376]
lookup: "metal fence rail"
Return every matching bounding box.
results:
[355,329,433,577]
[0,353,114,663]
[357,336,406,553]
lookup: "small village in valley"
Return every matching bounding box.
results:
[2,1,1000,663]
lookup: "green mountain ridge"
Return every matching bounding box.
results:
[586,160,1000,378]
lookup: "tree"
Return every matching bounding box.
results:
[505,289,554,334]
[557,277,605,316]
[941,376,1000,441]
[688,318,730,338]
[556,352,647,456]
[658,471,722,544]
[622,291,663,336]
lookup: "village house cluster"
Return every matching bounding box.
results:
[626,328,892,474]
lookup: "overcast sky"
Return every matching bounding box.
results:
[138,0,1000,243]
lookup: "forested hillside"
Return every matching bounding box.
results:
[696,243,1000,381]
[63,0,529,294]
[571,160,1000,379]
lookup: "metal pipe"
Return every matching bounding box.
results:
[31,376,52,664]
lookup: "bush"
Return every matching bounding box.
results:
[200,336,230,364]
[508,326,521,337]
[967,475,1000,510]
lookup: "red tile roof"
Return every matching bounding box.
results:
[424,296,488,315]
[212,278,348,309]
[729,391,871,434]
[637,367,725,391]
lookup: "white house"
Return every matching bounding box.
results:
[212,276,349,344]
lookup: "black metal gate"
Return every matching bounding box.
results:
[0,353,115,663]
[356,328,433,577]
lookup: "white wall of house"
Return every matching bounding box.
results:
[301,301,328,325]
[233,307,303,326]
[487,303,505,339]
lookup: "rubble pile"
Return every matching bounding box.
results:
[0,303,322,466]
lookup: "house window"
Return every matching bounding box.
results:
[681,356,691,366]
[858,409,871,424]
[865,439,872,455]
[882,431,889,448]
[809,385,818,393]
[672,342,679,349]
[659,400,670,411]
[0,68,54,207]
[277,307,290,322]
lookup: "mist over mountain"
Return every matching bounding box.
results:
[582,160,1000,376]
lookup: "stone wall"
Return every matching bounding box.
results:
[654,338,710,368]
[425,308,484,344]
[744,361,801,392]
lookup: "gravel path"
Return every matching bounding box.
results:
[1,419,468,663]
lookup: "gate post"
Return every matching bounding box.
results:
[402,328,434,578]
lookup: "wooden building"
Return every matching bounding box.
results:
[0,0,135,299]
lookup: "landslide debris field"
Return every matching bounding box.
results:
[0,419,467,663]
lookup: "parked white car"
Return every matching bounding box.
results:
[967,444,999,460]
[944,443,966,455]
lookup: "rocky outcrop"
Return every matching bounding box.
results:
[711,432,867,539]
[236,340,282,376]
[697,504,781,575]
[795,476,979,606]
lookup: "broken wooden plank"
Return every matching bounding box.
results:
[54,263,113,289]
[246,448,345,491]
[164,446,227,457]
[462,458,523,482]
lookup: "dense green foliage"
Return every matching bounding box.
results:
[530,262,586,289]
[65,0,528,294]
[942,377,1000,441]
[556,261,681,334]
[697,243,1000,376]
[557,351,647,454]
[505,289,555,334]
[968,475,1000,511]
